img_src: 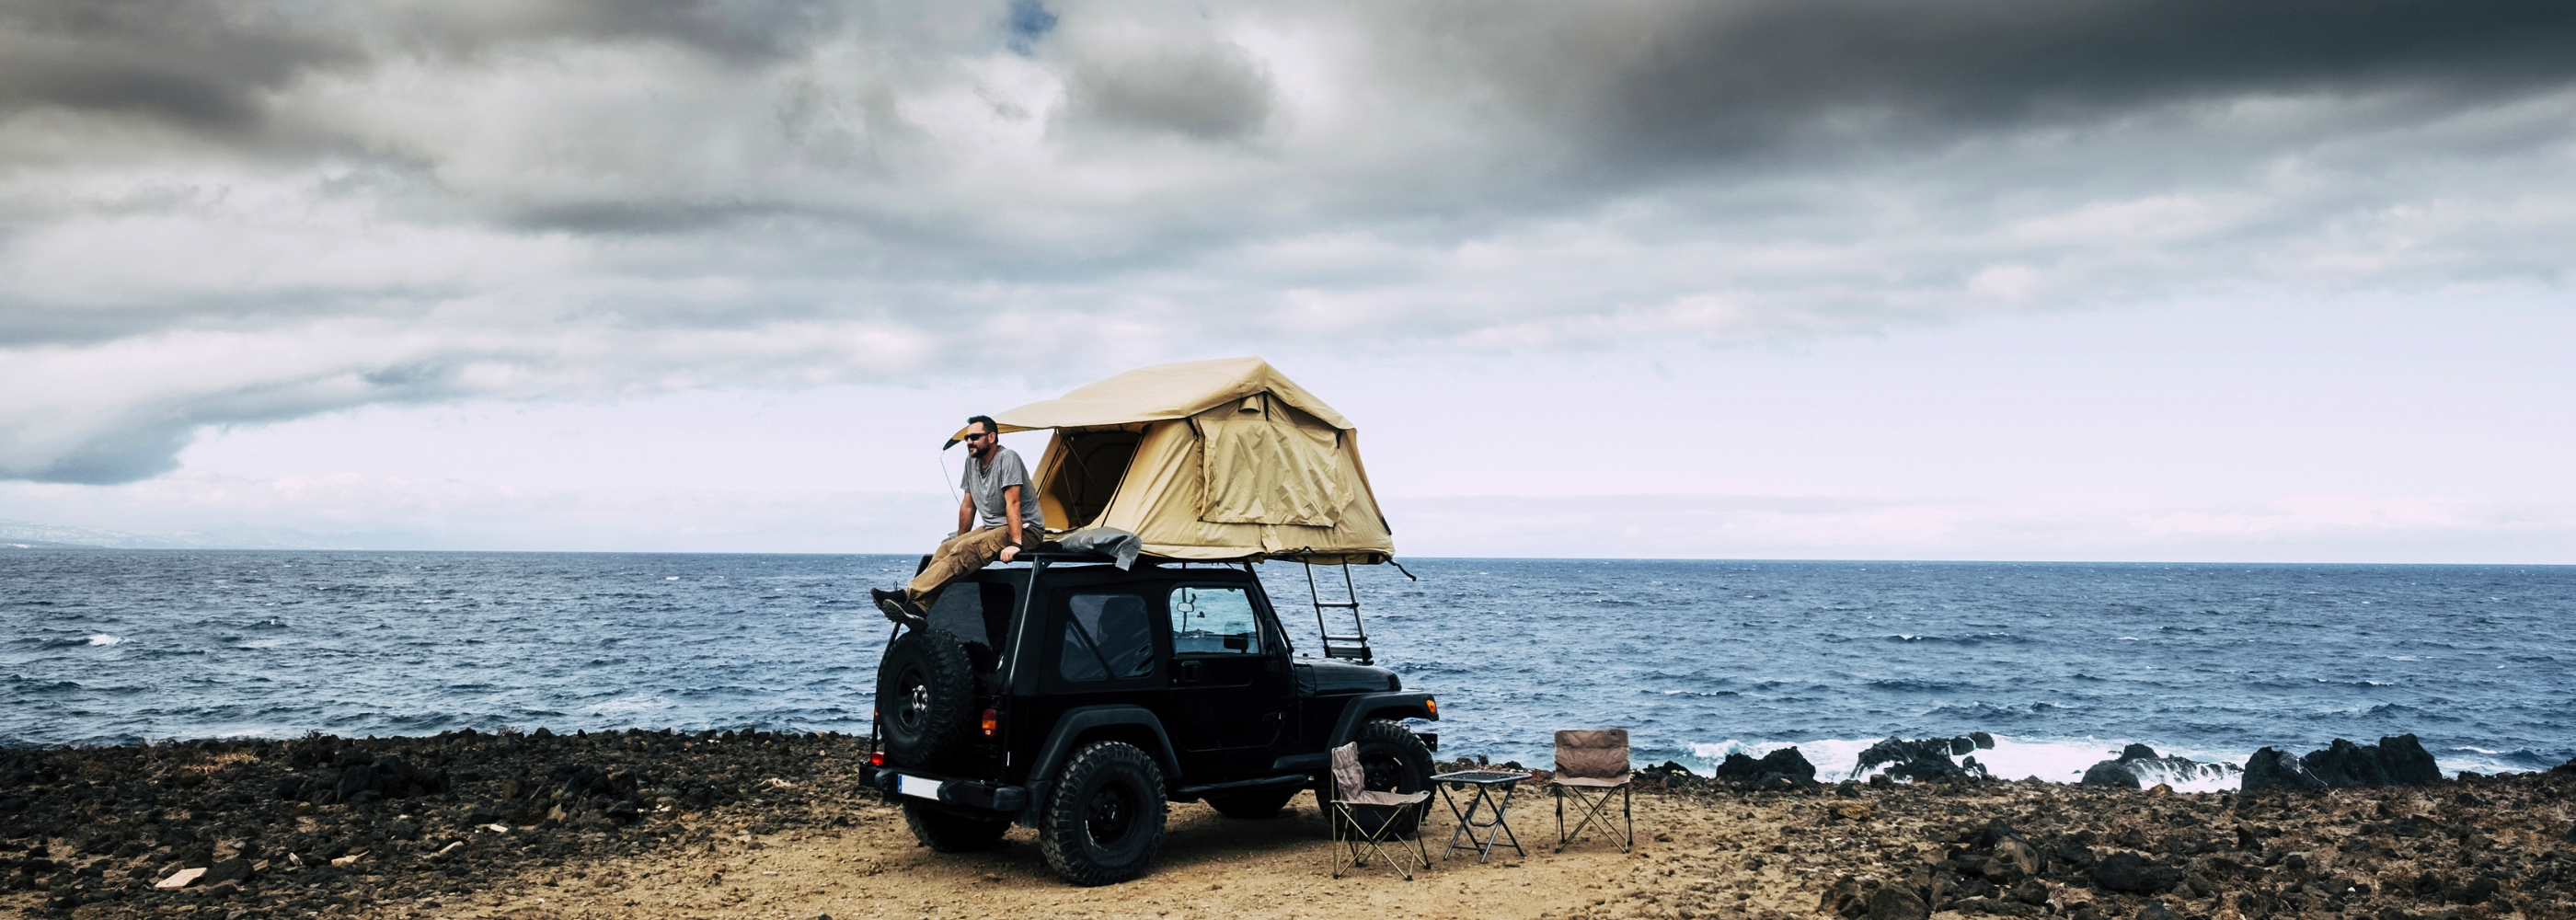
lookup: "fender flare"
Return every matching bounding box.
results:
[1328,691,1438,748]
[1021,705,1183,823]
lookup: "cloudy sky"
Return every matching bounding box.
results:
[3,0,2572,560]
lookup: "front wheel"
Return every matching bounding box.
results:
[1343,719,1435,837]
[1038,741,1167,886]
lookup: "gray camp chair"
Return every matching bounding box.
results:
[1327,742,1432,880]
[1549,728,1634,852]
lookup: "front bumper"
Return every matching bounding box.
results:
[859,765,1029,813]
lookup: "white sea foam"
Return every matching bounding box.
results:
[1686,735,2248,792]
[87,634,122,647]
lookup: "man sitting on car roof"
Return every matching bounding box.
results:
[873,415,1046,625]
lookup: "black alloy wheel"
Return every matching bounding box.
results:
[1038,741,1167,886]
[1083,779,1139,845]
[1344,718,1435,837]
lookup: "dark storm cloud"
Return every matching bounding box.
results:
[0,0,845,140]
[1407,0,2576,169]
[1061,42,1275,142]
[4,1,2575,485]
[0,2,358,134]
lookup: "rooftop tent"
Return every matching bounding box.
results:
[960,357,1396,565]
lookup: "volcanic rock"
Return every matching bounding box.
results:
[1854,737,1985,782]
[1869,884,1929,920]
[2245,735,2444,790]
[2079,760,2141,788]
[2242,747,2328,792]
[1713,747,1820,788]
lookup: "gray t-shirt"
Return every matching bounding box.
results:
[961,445,1046,535]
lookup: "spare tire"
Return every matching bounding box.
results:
[877,627,976,770]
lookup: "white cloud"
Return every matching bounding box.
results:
[0,0,2571,568]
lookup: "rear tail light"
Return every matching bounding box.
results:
[868,750,884,766]
[981,708,1000,739]
[1425,696,1438,718]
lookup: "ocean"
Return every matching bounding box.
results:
[6,551,2570,788]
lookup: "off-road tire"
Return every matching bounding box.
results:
[1343,719,1435,837]
[902,802,1010,852]
[1038,741,1167,886]
[876,628,976,770]
[1204,788,1299,819]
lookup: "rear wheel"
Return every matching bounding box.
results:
[1343,719,1434,837]
[1038,741,1167,886]
[1205,788,1299,819]
[902,803,1009,852]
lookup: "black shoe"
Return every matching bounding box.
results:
[871,589,926,628]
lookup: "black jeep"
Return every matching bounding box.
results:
[858,551,1439,885]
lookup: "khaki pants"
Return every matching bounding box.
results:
[906,525,1026,605]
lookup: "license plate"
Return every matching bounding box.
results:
[897,775,942,800]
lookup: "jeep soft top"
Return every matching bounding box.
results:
[860,550,1437,885]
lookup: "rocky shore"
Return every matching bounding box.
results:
[4,731,2570,920]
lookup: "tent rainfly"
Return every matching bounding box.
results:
[954,357,1395,565]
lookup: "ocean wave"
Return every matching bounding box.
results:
[1866,678,1965,693]
[1675,735,2247,789]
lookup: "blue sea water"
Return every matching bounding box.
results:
[6,551,2570,787]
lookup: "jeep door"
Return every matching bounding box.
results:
[1161,581,1296,779]
[1027,586,1167,767]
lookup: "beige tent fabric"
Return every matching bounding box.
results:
[1005,358,1394,564]
[1197,416,1348,526]
[952,356,1353,443]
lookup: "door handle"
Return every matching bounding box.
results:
[1179,661,1202,683]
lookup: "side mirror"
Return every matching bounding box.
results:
[1223,633,1249,651]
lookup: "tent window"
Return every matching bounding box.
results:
[1050,430,1143,529]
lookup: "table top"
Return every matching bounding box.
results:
[1431,769,1529,785]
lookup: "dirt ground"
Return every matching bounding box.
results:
[445,790,1771,920]
[6,731,2573,920]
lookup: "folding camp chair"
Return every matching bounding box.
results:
[1549,728,1634,852]
[1327,742,1432,880]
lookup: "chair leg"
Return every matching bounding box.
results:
[1558,784,1635,852]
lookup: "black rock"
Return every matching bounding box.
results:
[1713,747,1820,788]
[2119,744,2160,763]
[1969,731,1995,750]
[1639,760,1696,780]
[2304,739,2393,788]
[2092,852,2147,892]
[1868,885,1929,920]
[200,857,252,886]
[2242,747,2328,792]
[2080,760,2142,789]
[1949,737,1976,756]
[1855,737,1982,782]
[2376,734,2441,785]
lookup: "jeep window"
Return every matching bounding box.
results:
[1058,592,1156,682]
[926,581,1015,674]
[1168,586,1262,655]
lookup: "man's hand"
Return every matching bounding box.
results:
[998,545,1019,563]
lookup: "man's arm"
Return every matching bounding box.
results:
[998,485,1024,562]
[956,492,975,536]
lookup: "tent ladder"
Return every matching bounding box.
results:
[1305,560,1373,665]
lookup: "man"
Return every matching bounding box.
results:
[872,415,1047,625]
